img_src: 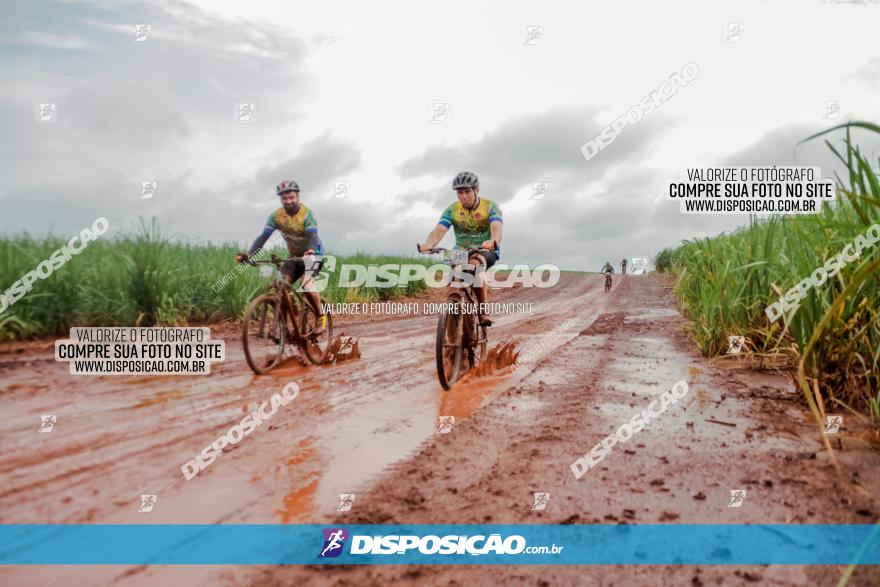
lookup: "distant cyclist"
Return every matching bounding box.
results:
[621,258,627,274]
[601,261,614,292]
[235,179,328,335]
[418,171,503,326]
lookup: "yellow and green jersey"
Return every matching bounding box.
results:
[438,197,503,254]
[249,204,322,256]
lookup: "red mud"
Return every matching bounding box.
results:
[1,274,878,586]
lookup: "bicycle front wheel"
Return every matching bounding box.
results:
[301,300,333,365]
[242,294,286,374]
[436,301,463,390]
[466,316,487,368]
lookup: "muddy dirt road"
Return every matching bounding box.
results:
[1,273,878,586]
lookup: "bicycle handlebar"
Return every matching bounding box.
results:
[247,254,324,271]
[250,254,286,265]
[416,242,497,255]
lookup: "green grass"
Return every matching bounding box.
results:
[655,121,880,421]
[0,218,434,340]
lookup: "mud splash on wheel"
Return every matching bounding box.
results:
[464,340,520,379]
[323,334,361,364]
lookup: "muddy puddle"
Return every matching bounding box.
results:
[271,365,528,521]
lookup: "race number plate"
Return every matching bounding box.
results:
[449,249,469,266]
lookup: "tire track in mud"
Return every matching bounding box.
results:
[0,275,604,526]
[0,273,609,585]
[7,273,875,586]
[247,274,880,587]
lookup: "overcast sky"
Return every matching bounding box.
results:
[2,0,879,270]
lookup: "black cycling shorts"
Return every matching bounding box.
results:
[470,250,497,269]
[280,258,306,284]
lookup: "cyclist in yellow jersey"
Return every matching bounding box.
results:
[235,179,328,335]
[418,171,503,326]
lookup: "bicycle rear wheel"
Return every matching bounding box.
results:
[242,294,286,374]
[436,301,463,390]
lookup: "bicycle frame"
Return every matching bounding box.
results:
[256,257,323,342]
[421,246,492,389]
[443,252,488,353]
[268,276,306,341]
[438,249,486,308]
[241,254,333,374]
[449,266,480,303]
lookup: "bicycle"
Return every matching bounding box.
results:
[418,245,490,390]
[240,254,333,374]
[604,271,612,293]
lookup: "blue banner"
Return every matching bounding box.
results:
[1,524,877,565]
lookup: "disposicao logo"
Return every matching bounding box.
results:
[319,528,349,558]
[317,529,535,558]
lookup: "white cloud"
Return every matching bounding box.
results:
[14,31,96,49]
[2,0,879,272]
